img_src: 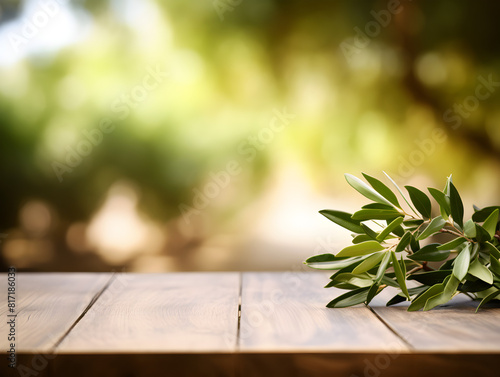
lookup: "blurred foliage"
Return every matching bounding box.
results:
[0,0,500,271]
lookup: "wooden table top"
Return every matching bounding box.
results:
[1,272,499,377]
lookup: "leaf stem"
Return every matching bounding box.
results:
[372,220,386,229]
[463,292,476,300]
[440,227,474,243]
[401,209,421,220]
[422,261,435,271]
[413,219,429,234]
[440,228,463,237]
[406,265,423,276]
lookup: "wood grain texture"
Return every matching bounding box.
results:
[369,287,500,352]
[46,353,500,377]
[56,273,240,353]
[3,272,500,377]
[237,353,499,377]
[0,273,112,352]
[239,272,409,352]
[52,354,237,377]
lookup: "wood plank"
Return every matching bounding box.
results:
[56,273,240,353]
[0,273,112,352]
[0,354,52,377]
[239,272,409,352]
[237,353,499,377]
[49,353,500,377]
[52,354,237,377]
[369,287,500,352]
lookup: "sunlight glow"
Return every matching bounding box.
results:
[0,0,92,66]
[86,182,165,265]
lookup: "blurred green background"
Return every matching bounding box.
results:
[1,0,499,272]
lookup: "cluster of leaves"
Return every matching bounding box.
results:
[305,173,500,311]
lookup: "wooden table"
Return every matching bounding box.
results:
[1,272,499,376]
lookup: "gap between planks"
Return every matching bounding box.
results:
[49,273,116,353]
[236,272,243,351]
[367,305,415,350]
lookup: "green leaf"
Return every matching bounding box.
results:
[485,241,500,259]
[376,217,404,242]
[326,286,370,308]
[395,231,412,252]
[459,279,492,293]
[468,258,493,284]
[305,254,340,263]
[390,220,405,237]
[352,234,373,244]
[391,251,410,299]
[387,286,428,306]
[351,209,402,221]
[438,175,452,219]
[437,237,466,251]
[374,252,391,284]
[475,224,493,242]
[325,280,368,289]
[405,186,432,219]
[326,272,373,289]
[410,233,420,252]
[365,283,379,304]
[383,171,418,215]
[476,289,500,312]
[490,256,500,276]
[463,219,477,238]
[476,286,499,299]
[362,173,401,208]
[444,174,452,196]
[408,270,452,286]
[409,286,430,296]
[443,274,460,297]
[380,275,400,288]
[471,242,480,260]
[472,206,500,222]
[424,275,460,311]
[483,209,499,240]
[403,219,424,228]
[327,282,360,290]
[416,217,446,240]
[329,261,364,280]
[345,174,395,207]
[453,243,471,281]
[408,243,450,262]
[336,241,385,258]
[449,182,464,228]
[401,253,407,277]
[408,283,445,311]
[319,210,364,233]
[362,203,395,210]
[479,247,490,260]
[386,293,407,306]
[361,224,378,239]
[439,259,454,270]
[428,187,451,217]
[306,256,367,270]
[352,252,385,274]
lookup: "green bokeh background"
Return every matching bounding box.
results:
[0,0,499,272]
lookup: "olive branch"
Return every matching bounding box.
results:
[305,173,500,311]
